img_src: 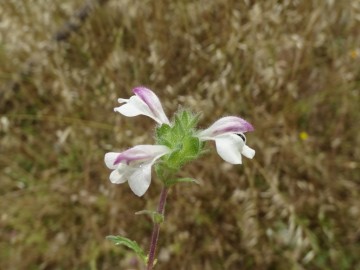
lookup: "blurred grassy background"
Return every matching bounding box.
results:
[1,0,359,269]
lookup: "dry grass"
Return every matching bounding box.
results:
[1,0,359,269]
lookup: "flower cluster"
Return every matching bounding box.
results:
[105,87,255,196]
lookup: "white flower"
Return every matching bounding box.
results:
[197,116,255,164]
[114,87,170,125]
[104,145,170,196]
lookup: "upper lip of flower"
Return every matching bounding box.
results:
[114,145,170,165]
[114,87,170,125]
[197,116,254,139]
[104,145,171,196]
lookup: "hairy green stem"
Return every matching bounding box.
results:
[146,186,169,270]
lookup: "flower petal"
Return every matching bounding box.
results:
[114,145,170,165]
[214,134,244,164]
[133,87,170,124]
[128,164,152,196]
[109,167,128,184]
[114,87,170,125]
[104,152,120,169]
[114,95,153,118]
[241,145,255,159]
[198,116,254,139]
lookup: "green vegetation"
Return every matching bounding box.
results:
[1,1,359,269]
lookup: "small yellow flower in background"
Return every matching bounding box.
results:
[349,49,359,59]
[299,131,309,141]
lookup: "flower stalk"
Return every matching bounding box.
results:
[147,186,169,270]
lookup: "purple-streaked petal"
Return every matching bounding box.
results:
[114,145,170,165]
[133,87,170,124]
[198,116,254,139]
[214,134,244,164]
[241,145,255,159]
[104,152,120,169]
[128,163,152,196]
[105,145,169,195]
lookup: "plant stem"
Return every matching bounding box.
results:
[146,186,169,270]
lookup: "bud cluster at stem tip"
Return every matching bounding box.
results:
[154,110,204,180]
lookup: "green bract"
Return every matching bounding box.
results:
[155,111,204,176]
[106,235,147,263]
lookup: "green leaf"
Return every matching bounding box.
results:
[106,235,147,263]
[165,177,200,187]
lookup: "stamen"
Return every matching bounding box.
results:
[236,133,246,142]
